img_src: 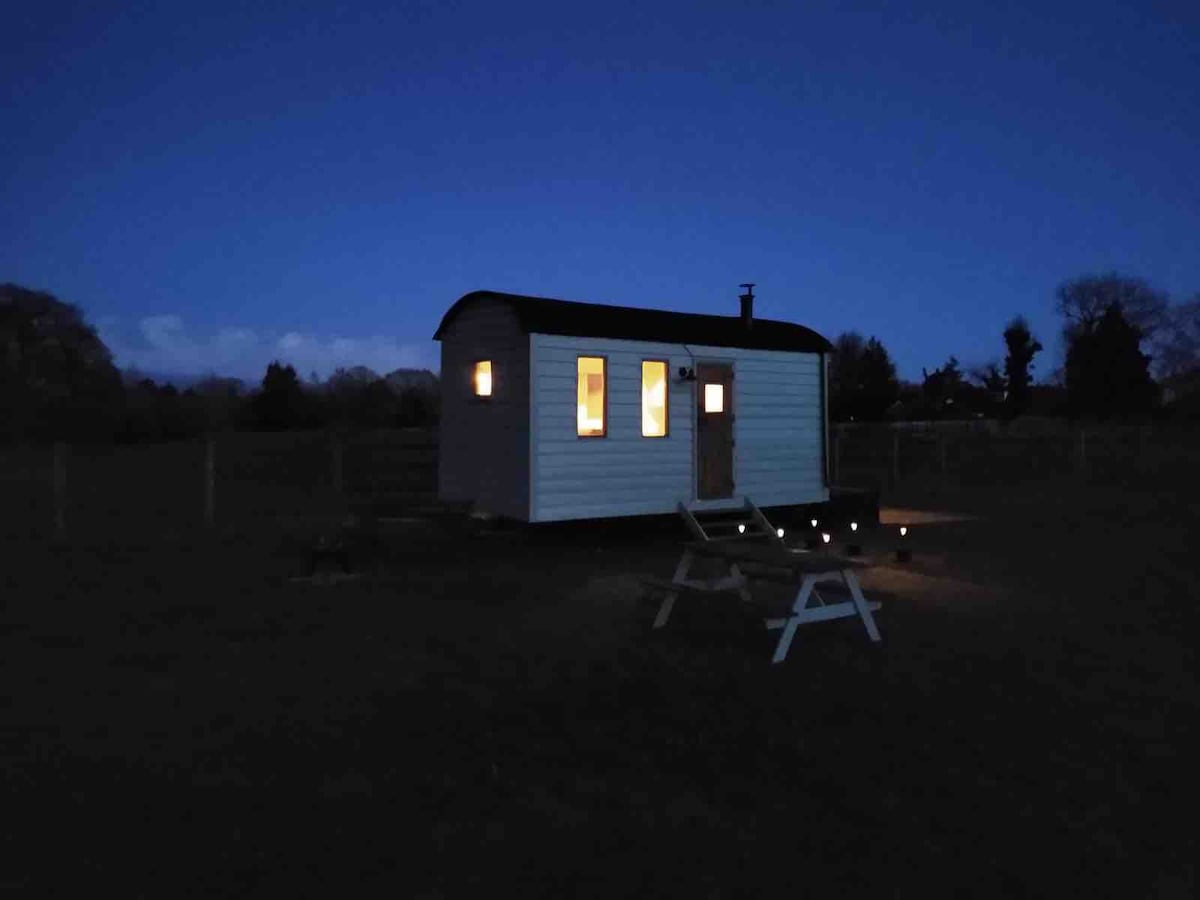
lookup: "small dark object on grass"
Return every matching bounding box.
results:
[804,536,821,550]
[846,543,862,556]
[309,532,351,576]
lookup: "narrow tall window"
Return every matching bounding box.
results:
[576,356,606,437]
[641,360,668,437]
[473,361,492,397]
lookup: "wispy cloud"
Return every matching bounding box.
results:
[97,315,435,381]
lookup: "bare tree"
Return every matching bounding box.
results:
[1152,296,1200,381]
[1055,273,1168,346]
[967,361,1005,393]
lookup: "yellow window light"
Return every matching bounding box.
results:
[577,357,606,437]
[641,360,668,437]
[703,383,724,413]
[473,361,492,397]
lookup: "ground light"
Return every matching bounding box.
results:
[737,524,745,534]
[776,527,785,539]
[846,521,862,556]
[896,525,911,562]
[805,519,821,549]
[821,532,831,544]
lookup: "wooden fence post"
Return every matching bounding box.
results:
[53,441,67,541]
[938,435,947,478]
[1077,427,1088,474]
[332,435,344,496]
[204,435,215,528]
[891,431,901,486]
[832,429,841,485]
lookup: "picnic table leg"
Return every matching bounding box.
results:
[771,576,816,664]
[653,550,695,629]
[842,570,882,643]
[729,564,753,603]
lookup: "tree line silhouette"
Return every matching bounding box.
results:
[1,283,439,444]
[3,274,1198,444]
[829,273,1199,423]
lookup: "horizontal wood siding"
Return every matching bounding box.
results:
[438,301,529,519]
[530,334,827,521]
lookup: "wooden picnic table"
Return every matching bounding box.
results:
[648,539,882,663]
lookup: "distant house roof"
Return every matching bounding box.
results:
[433,290,833,353]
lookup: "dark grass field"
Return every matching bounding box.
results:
[1,439,1197,896]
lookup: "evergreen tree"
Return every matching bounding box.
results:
[1065,304,1156,417]
[253,361,307,430]
[829,332,898,421]
[1002,316,1042,417]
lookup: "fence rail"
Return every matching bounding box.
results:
[0,428,439,542]
[4,421,1197,542]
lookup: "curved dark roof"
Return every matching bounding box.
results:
[433,290,833,353]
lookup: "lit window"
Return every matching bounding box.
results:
[704,383,724,413]
[473,361,492,397]
[576,356,605,437]
[642,360,668,437]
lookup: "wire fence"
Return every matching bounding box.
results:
[831,419,1200,490]
[0,428,438,543]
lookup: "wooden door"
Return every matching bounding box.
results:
[696,362,734,499]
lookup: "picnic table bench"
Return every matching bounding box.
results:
[647,538,882,663]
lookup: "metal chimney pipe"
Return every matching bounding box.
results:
[738,283,755,330]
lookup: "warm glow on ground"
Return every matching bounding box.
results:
[880,508,977,525]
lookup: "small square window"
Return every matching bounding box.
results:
[704,383,724,413]
[473,361,492,397]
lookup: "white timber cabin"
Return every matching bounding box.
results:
[433,287,834,522]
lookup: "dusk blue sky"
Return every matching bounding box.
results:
[4,0,1198,383]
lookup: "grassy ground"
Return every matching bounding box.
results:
[1,470,1197,896]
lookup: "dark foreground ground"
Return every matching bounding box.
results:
[1,475,1197,897]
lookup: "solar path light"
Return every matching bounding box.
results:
[846,521,863,556]
[805,517,821,549]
